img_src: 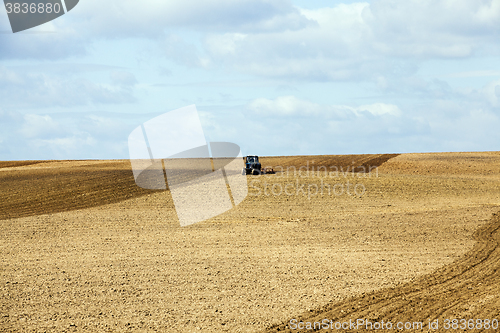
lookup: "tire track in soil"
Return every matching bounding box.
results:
[263,212,500,332]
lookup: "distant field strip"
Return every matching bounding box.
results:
[261,154,399,173]
[0,154,399,221]
[0,160,53,169]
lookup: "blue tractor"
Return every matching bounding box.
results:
[243,155,274,175]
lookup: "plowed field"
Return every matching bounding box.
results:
[1,152,499,332]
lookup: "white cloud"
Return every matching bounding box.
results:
[0,0,312,60]
[455,78,500,109]
[29,134,98,159]
[481,79,500,108]
[247,96,402,118]
[0,66,136,108]
[248,96,323,116]
[161,34,210,68]
[217,92,498,155]
[3,0,499,81]
[110,70,137,87]
[364,0,500,58]
[0,21,86,60]
[204,33,247,57]
[203,0,500,80]
[78,0,311,35]
[204,3,374,80]
[198,98,414,155]
[20,114,66,139]
[447,70,500,78]
[355,103,402,117]
[0,111,148,160]
[0,108,23,123]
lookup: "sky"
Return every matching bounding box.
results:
[1,0,500,160]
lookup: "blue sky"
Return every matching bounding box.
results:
[1,0,500,160]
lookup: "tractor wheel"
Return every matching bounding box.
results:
[252,169,261,175]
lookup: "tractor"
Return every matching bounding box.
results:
[243,155,275,175]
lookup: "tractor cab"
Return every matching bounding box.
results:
[246,156,259,164]
[244,155,262,175]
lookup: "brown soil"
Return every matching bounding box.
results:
[1,152,500,332]
[0,160,160,221]
[264,214,500,332]
[265,152,500,332]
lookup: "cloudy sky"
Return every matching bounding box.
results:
[1,0,500,160]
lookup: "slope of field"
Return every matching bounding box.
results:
[264,213,500,332]
[0,160,161,221]
[265,152,500,332]
[1,152,500,332]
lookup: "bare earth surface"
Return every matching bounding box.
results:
[1,152,500,332]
